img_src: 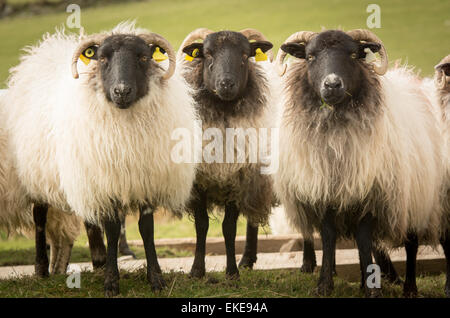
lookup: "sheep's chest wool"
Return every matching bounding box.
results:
[4,28,198,224]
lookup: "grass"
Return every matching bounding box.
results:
[0,268,447,298]
[0,0,449,86]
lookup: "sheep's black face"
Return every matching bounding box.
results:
[183,31,272,101]
[96,35,155,109]
[281,30,381,107]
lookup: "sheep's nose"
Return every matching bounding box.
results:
[218,78,235,90]
[323,74,343,90]
[113,83,132,98]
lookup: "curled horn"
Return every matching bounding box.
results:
[71,33,108,79]
[176,28,213,60]
[139,32,176,80]
[239,28,274,62]
[434,55,450,90]
[347,29,388,75]
[275,31,317,76]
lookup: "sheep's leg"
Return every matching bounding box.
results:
[223,202,240,279]
[139,206,166,291]
[440,230,450,298]
[373,245,402,285]
[403,232,419,297]
[301,238,317,273]
[84,221,106,269]
[118,214,136,258]
[190,192,209,278]
[103,211,121,297]
[238,222,258,269]
[49,239,73,275]
[316,208,336,296]
[355,213,380,297]
[33,203,49,278]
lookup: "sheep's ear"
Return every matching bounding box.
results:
[250,41,273,56]
[281,43,306,59]
[182,43,204,59]
[358,42,381,58]
[435,62,450,76]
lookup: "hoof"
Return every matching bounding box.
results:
[403,284,418,298]
[300,262,316,274]
[149,272,166,292]
[226,270,240,280]
[316,281,333,296]
[119,248,136,259]
[238,256,256,269]
[104,280,119,297]
[365,288,382,298]
[189,266,206,279]
[92,259,106,270]
[35,264,49,278]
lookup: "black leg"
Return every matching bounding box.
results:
[440,229,450,298]
[301,238,317,273]
[373,245,402,285]
[103,211,121,297]
[118,214,136,258]
[238,222,258,269]
[355,213,380,297]
[33,203,49,278]
[317,208,336,296]
[190,190,209,278]
[139,206,166,291]
[403,232,419,297]
[223,202,240,279]
[84,221,106,269]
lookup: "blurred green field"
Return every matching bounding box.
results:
[0,0,449,87]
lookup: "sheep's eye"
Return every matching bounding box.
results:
[351,52,358,59]
[192,48,200,58]
[140,56,148,62]
[82,46,97,59]
[307,54,315,61]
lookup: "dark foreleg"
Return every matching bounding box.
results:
[139,206,166,291]
[118,214,136,258]
[189,191,209,278]
[301,237,317,273]
[238,222,258,269]
[33,203,49,278]
[84,221,106,269]
[316,208,336,296]
[223,202,240,279]
[403,232,419,297]
[373,245,402,285]
[103,211,121,297]
[440,229,450,298]
[355,213,380,297]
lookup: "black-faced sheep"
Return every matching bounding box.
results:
[273,29,444,297]
[178,28,277,278]
[3,22,197,296]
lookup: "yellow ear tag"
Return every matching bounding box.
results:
[79,54,90,66]
[255,48,268,62]
[152,47,167,62]
[185,48,199,62]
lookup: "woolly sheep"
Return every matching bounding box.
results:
[3,22,198,296]
[273,29,444,297]
[178,28,277,279]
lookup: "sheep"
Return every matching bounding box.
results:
[2,22,198,296]
[421,54,450,297]
[177,28,277,279]
[273,29,444,297]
